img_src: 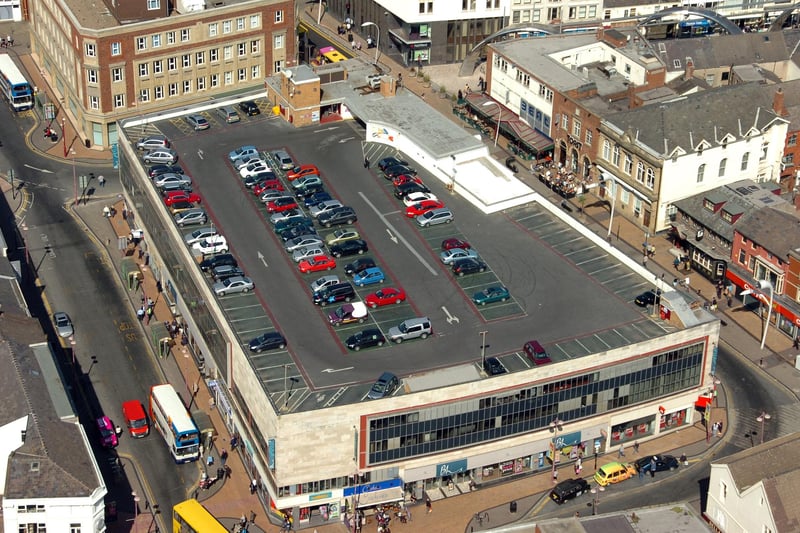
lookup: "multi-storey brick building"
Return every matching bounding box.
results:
[29,0,294,149]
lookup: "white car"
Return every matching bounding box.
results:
[212,276,254,296]
[402,192,438,207]
[285,235,324,252]
[234,155,265,170]
[184,226,218,245]
[309,200,344,218]
[192,235,229,255]
[240,161,271,178]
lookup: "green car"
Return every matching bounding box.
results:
[472,286,509,305]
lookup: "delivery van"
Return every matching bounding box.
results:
[122,400,149,438]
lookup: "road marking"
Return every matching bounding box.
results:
[257,251,268,267]
[339,137,355,143]
[24,164,53,174]
[322,367,354,373]
[442,306,460,324]
[386,229,398,244]
[197,149,204,159]
[358,192,438,276]
[314,126,339,133]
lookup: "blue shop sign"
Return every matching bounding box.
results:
[343,478,402,497]
[267,438,275,469]
[436,459,468,477]
[553,430,582,449]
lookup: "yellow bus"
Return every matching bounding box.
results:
[173,499,228,533]
[319,46,347,63]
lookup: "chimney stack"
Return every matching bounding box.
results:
[773,87,788,116]
[683,58,694,81]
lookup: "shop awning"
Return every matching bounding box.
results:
[465,93,553,155]
[355,487,404,508]
[388,28,432,46]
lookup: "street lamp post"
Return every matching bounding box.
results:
[550,418,563,483]
[756,411,771,444]
[590,486,604,515]
[132,491,140,533]
[361,22,380,64]
[600,173,617,241]
[740,280,774,350]
[71,149,78,206]
[482,101,502,147]
[61,117,67,157]
[479,330,488,370]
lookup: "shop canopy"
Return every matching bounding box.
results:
[465,93,554,155]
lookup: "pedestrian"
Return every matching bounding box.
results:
[618,443,625,457]
[103,205,111,217]
[425,495,432,513]
[552,468,558,482]
[240,515,247,528]
[638,465,644,479]
[717,421,723,434]
[457,89,463,101]
[649,457,656,478]
[642,254,648,267]
[406,506,412,522]
[711,423,718,438]
[363,157,370,169]
[465,83,470,94]
[680,452,687,466]
[673,257,680,269]
[633,441,640,453]
[225,465,232,478]
[98,175,106,187]
[250,478,257,494]
[137,307,145,321]
[249,511,256,524]
[217,466,225,480]
[221,448,228,466]
[711,297,717,310]
[794,335,800,349]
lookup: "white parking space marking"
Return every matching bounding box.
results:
[358,192,439,276]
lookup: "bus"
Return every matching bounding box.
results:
[149,384,200,463]
[173,499,228,533]
[0,54,33,111]
[319,46,347,63]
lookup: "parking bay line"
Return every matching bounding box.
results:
[357,192,439,276]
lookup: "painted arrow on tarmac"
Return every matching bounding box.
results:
[386,229,398,244]
[322,367,354,373]
[257,251,268,267]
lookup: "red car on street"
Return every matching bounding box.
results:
[364,287,406,308]
[163,191,201,206]
[392,174,424,187]
[253,180,285,195]
[405,200,445,218]
[441,238,471,251]
[299,255,336,273]
[287,164,320,181]
[267,197,299,213]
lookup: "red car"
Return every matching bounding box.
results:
[405,200,445,218]
[253,180,285,195]
[365,287,406,308]
[441,238,471,251]
[287,164,320,181]
[267,197,298,213]
[298,254,336,273]
[163,191,201,206]
[392,174,424,187]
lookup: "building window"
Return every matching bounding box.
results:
[561,115,568,131]
[274,59,283,73]
[741,152,749,170]
[251,65,260,79]
[153,60,163,74]
[585,129,592,146]
[169,83,178,96]
[224,46,233,60]
[196,51,205,65]
[139,88,150,102]
[111,42,121,56]
[238,68,247,81]
[136,37,146,51]
[211,73,219,87]
[69,524,80,533]
[168,57,177,71]
[612,145,620,166]
[789,133,798,146]
[635,161,645,183]
[210,48,219,62]
[760,142,768,160]
[152,34,161,48]
[166,31,176,44]
[182,54,191,68]
[85,43,96,57]
[237,17,245,30]
[602,139,611,160]
[112,68,123,82]
[155,85,164,99]
[87,69,98,84]
[623,153,632,175]
[181,29,190,41]
[89,95,99,110]
[147,0,160,9]
[139,63,149,77]
[238,43,246,57]
[718,158,727,177]
[572,118,581,138]
[223,20,232,34]
[274,35,284,49]
[197,77,206,90]
[646,168,655,189]
[209,23,218,37]
[250,14,261,28]
[251,40,260,54]
[114,94,125,108]
[697,163,706,183]
[275,10,284,23]
[224,71,233,85]
[183,79,192,93]
[720,480,728,501]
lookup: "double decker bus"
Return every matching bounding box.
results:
[149,384,200,463]
[0,54,33,111]
[173,499,228,533]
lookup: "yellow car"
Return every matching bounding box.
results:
[594,461,637,486]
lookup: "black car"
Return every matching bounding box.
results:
[330,239,368,258]
[378,156,409,172]
[199,253,238,272]
[313,282,356,306]
[344,257,376,276]
[346,328,386,351]
[634,289,662,307]
[318,206,357,228]
[148,164,184,178]
[452,258,487,276]
[634,454,679,473]
[295,183,326,199]
[483,357,507,376]
[304,191,333,208]
[393,182,430,199]
[238,100,261,116]
[274,217,313,234]
[384,164,416,179]
[211,265,245,281]
[280,225,318,242]
[549,478,590,504]
[248,331,286,352]
[243,172,278,188]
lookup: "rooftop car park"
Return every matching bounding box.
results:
[119,111,691,413]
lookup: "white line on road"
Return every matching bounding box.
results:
[321,367,354,373]
[23,164,53,174]
[358,192,438,276]
[314,126,339,133]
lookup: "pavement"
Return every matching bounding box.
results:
[3,11,800,533]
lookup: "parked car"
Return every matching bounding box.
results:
[158,182,193,195]
[285,235,324,252]
[217,106,241,124]
[248,331,286,352]
[269,209,303,225]
[96,416,119,448]
[330,239,368,258]
[229,145,259,162]
[154,172,192,187]
[267,197,299,214]
[272,149,295,170]
[344,257,376,276]
[292,245,327,263]
[148,164,184,178]
[310,200,344,218]
[143,148,179,164]
[199,253,237,272]
[168,201,196,214]
[635,289,662,307]
[255,181,285,197]
[451,257,487,276]
[483,356,507,376]
[274,217,313,235]
[550,478,591,504]
[298,255,337,274]
[441,238,471,250]
[240,161,271,178]
[634,455,679,474]
[313,282,356,306]
[310,275,340,294]
[328,302,368,327]
[244,172,278,189]
[393,174,424,187]
[406,200,445,218]
[472,286,509,305]
[394,181,430,199]
[211,265,245,281]
[287,164,320,181]
[326,228,360,245]
[594,462,637,486]
[53,311,74,338]
[295,183,326,199]
[367,372,400,399]
[378,156,408,171]
[212,275,254,296]
[164,191,201,206]
[318,206,357,228]
[387,317,432,343]
[523,340,552,366]
[278,223,316,242]
[234,154,265,170]
[440,248,479,265]
[353,267,385,287]
[402,191,438,207]
[417,208,453,227]
[136,134,169,151]
[238,100,260,116]
[184,226,218,245]
[365,287,406,308]
[303,191,333,208]
[346,328,386,351]
[384,164,416,179]
[292,175,323,191]
[259,192,289,204]
[192,235,229,255]
[174,208,208,227]
[185,114,210,131]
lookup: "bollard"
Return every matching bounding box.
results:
[510,501,517,513]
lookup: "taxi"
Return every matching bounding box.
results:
[594,461,637,486]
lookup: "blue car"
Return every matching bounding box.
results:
[353,267,385,287]
[228,145,258,162]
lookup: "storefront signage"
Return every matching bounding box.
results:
[343,478,402,497]
[435,459,468,477]
[267,438,275,469]
[308,492,332,501]
[500,461,514,476]
[553,430,582,449]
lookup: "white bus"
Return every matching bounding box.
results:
[149,384,200,463]
[0,54,33,111]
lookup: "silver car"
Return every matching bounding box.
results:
[440,248,479,265]
[311,275,340,294]
[53,311,74,338]
[185,114,210,131]
[292,245,326,263]
[136,134,169,151]
[154,173,192,187]
[309,200,344,218]
[143,148,179,164]
[285,234,324,252]
[416,208,453,227]
[269,209,303,225]
[212,275,254,296]
[184,226,218,245]
[174,208,208,227]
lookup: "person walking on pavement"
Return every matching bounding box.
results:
[633,441,640,454]
[794,335,800,349]
[425,495,432,513]
[98,175,106,187]
[618,443,625,458]
[221,448,228,466]
[649,457,657,478]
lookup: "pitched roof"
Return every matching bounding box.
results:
[657,32,790,73]
[737,206,800,259]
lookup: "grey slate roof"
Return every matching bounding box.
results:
[737,205,800,260]
[657,31,791,73]
[605,83,786,156]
